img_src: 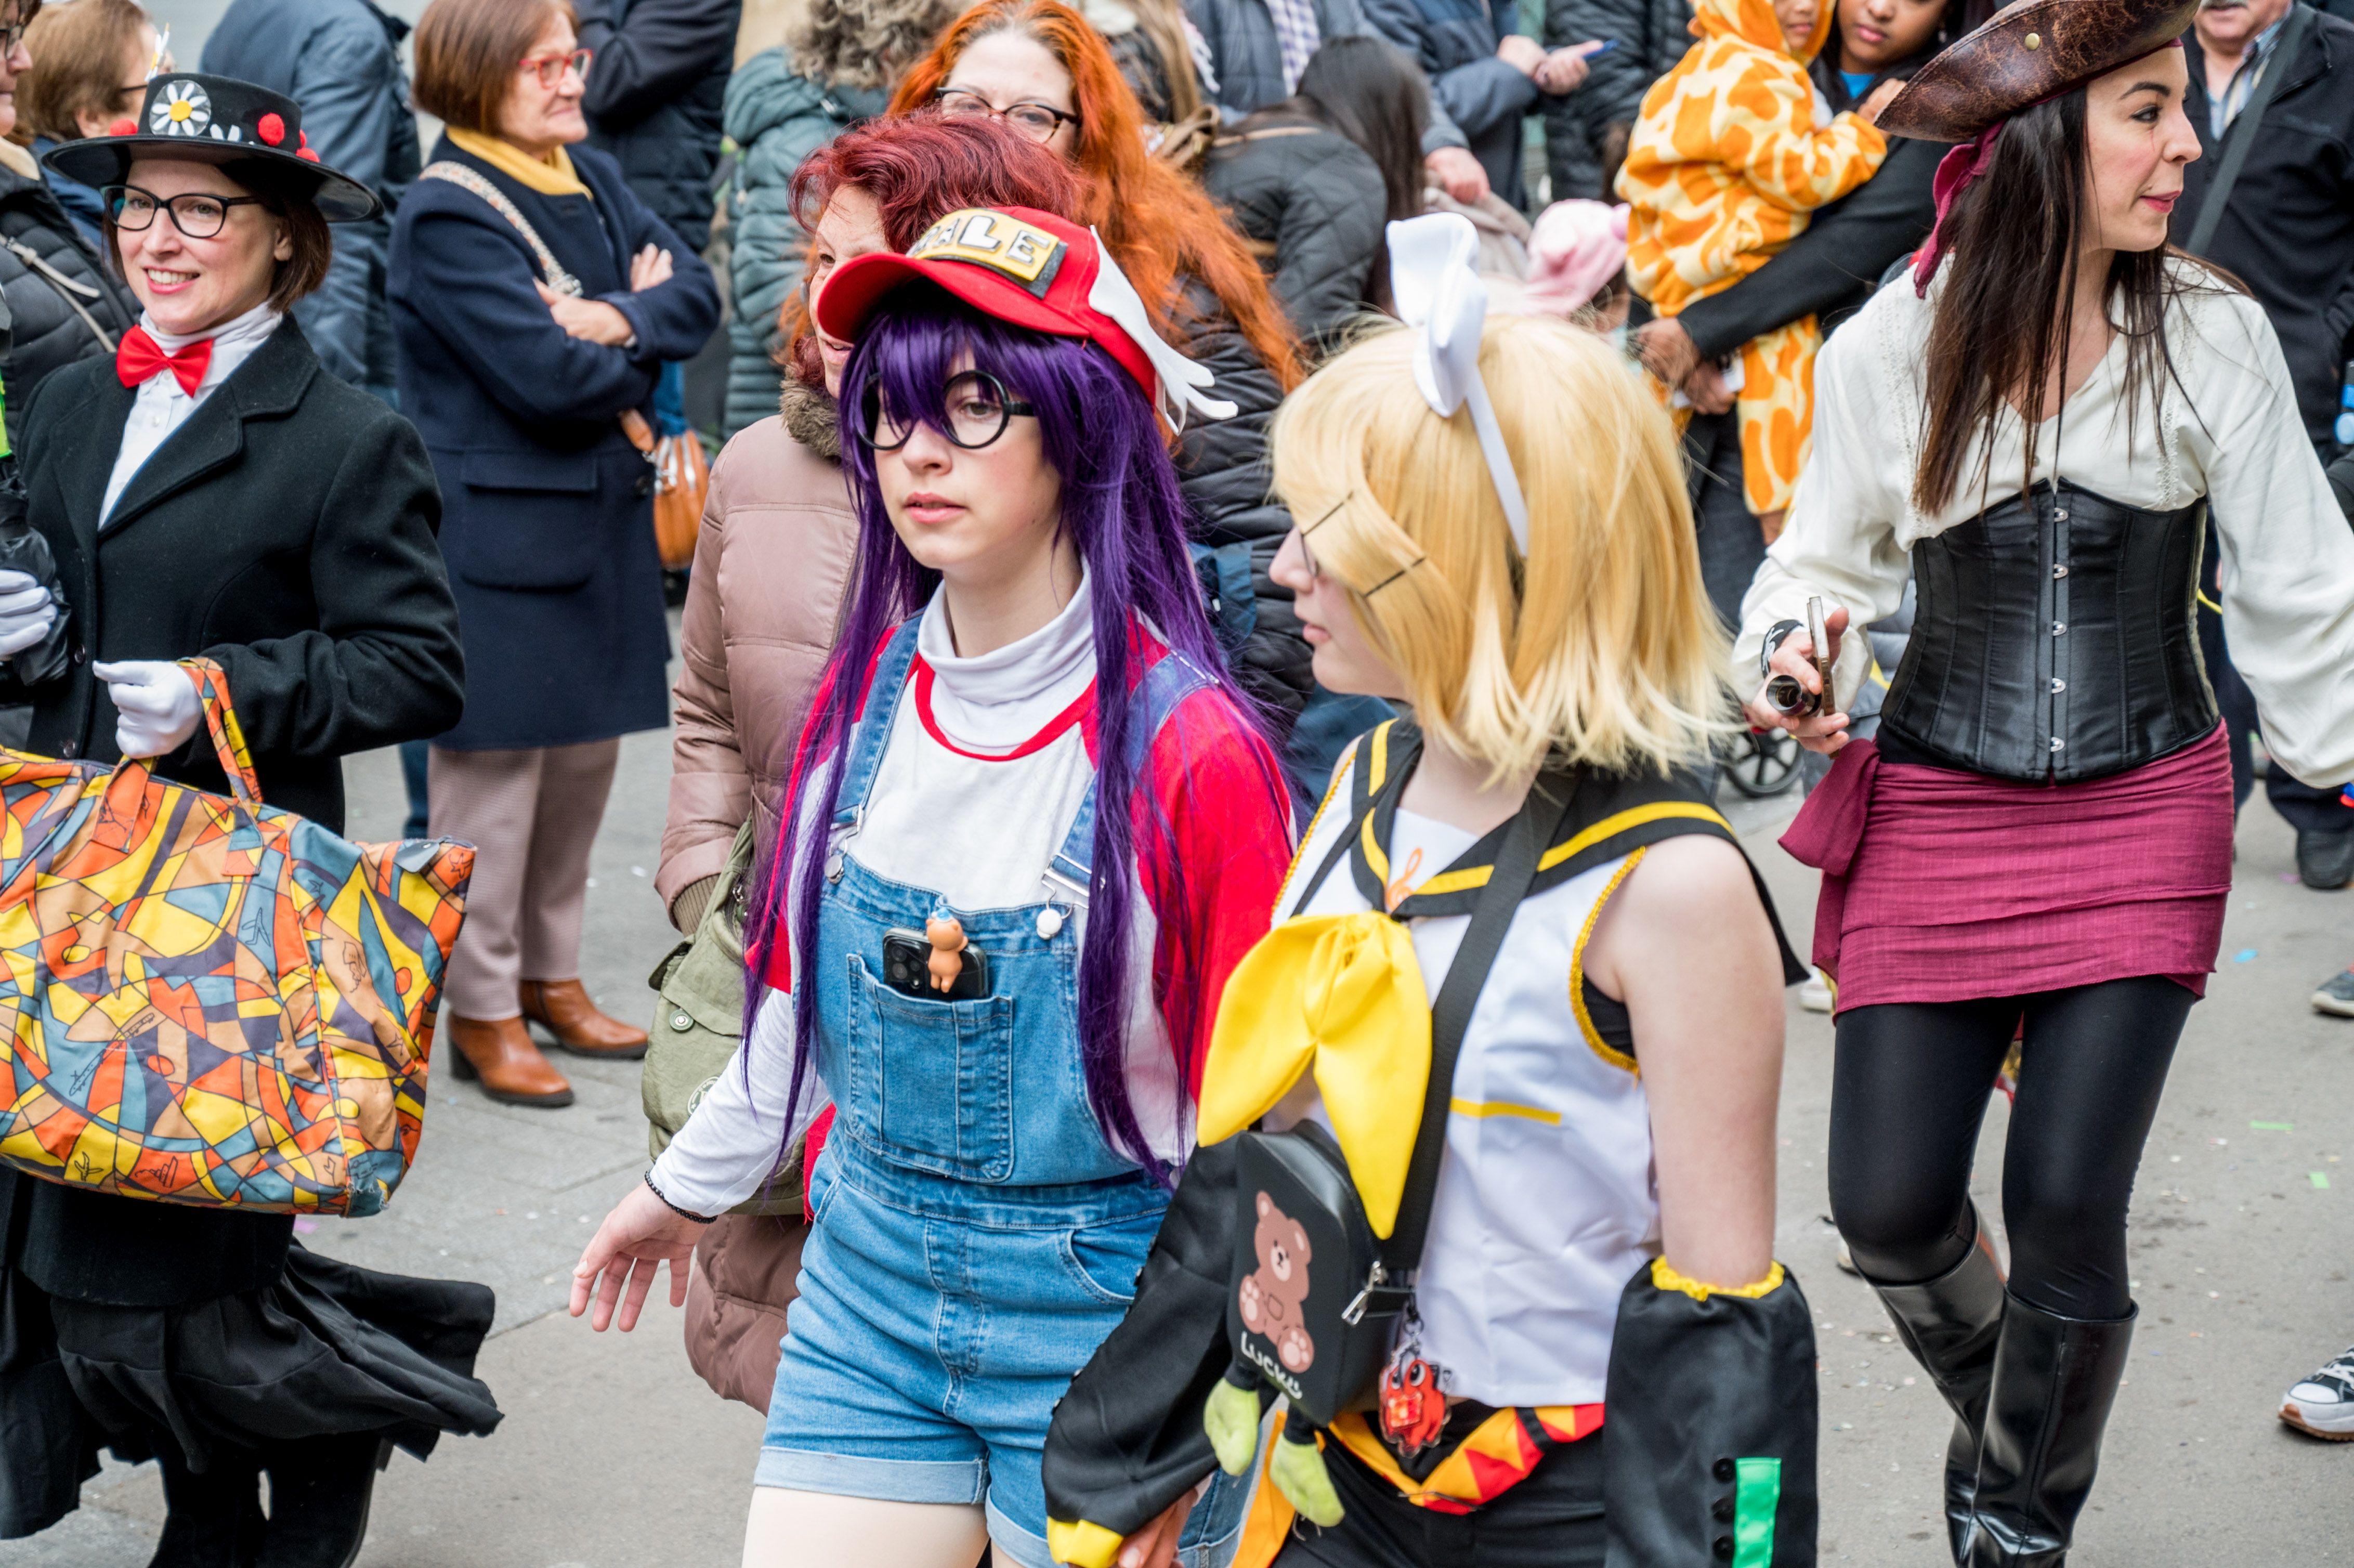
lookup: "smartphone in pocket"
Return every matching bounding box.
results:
[882,927,994,1001]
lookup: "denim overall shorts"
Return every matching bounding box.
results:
[758,620,1251,1567]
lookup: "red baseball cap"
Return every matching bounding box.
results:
[812,206,1233,421]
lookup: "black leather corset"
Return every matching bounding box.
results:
[1879,482,2216,782]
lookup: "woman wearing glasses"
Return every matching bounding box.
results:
[573,207,1293,1568]
[0,0,142,406]
[0,72,487,1564]
[389,0,719,1107]
[887,3,1353,807]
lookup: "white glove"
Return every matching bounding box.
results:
[0,568,57,658]
[95,660,203,759]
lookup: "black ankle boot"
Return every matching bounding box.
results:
[1869,1218,2006,1563]
[1963,1293,2135,1567]
[257,1435,388,1568]
[146,1441,263,1568]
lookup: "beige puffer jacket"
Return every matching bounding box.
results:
[657,388,859,922]
[658,386,855,1408]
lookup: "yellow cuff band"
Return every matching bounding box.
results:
[1651,1258,1786,1302]
[1046,1517,1126,1568]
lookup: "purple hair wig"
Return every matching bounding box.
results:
[741,285,1280,1180]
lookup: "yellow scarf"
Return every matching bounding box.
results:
[445,128,591,197]
[1197,911,1432,1237]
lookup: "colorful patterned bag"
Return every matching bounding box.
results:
[0,660,472,1216]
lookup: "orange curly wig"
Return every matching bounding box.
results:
[888,0,1303,393]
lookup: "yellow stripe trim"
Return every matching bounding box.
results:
[1359,800,1390,887]
[1570,847,1645,1076]
[1449,1097,1562,1124]
[1368,720,1392,791]
[1651,1258,1787,1302]
[1391,801,1732,900]
[1273,738,1357,916]
[1539,801,1729,873]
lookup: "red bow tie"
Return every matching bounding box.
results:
[116,326,214,397]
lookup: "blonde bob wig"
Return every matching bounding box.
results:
[1270,315,1732,782]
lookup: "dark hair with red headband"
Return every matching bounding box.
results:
[1912,88,2236,515]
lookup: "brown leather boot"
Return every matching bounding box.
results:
[519,977,650,1060]
[444,1014,575,1107]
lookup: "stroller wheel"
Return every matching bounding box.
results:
[1723,726,1804,798]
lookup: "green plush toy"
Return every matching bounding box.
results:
[1201,1363,1345,1527]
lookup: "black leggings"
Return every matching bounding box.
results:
[1827,976,2194,1321]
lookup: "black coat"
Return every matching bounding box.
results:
[1543,0,1691,200]
[1170,283,1314,719]
[0,318,466,1310]
[1673,57,1947,362]
[388,137,719,751]
[0,162,137,412]
[1203,111,1389,345]
[577,0,741,254]
[2177,14,2354,449]
[12,320,465,828]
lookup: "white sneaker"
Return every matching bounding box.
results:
[2281,1345,2354,1441]
[1799,968,1833,1013]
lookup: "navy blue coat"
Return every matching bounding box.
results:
[388,137,720,751]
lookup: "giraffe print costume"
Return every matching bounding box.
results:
[1615,0,1886,516]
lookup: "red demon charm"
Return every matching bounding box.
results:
[1379,1352,1446,1457]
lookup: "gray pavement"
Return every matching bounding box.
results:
[3,711,2350,1565]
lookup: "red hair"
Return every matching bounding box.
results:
[781,115,1088,386]
[888,0,1303,392]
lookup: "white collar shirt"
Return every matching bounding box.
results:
[102,302,284,526]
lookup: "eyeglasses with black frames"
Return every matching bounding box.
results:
[860,370,1038,452]
[933,87,1080,143]
[102,184,266,240]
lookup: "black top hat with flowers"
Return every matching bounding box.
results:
[40,73,380,223]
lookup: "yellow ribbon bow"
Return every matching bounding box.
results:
[1198,911,1432,1237]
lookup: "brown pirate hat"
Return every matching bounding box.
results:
[1877,0,2201,141]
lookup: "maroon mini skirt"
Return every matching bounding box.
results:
[1779,726,2234,1013]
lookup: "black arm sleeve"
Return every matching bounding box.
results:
[1603,1262,1821,1567]
[1043,1138,1266,1550]
[1675,135,1945,363]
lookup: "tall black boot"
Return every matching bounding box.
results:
[256,1435,388,1568]
[146,1439,263,1568]
[1963,1293,2136,1566]
[1868,1213,2006,1563]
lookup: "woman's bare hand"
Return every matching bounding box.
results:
[535,279,637,346]
[1742,606,1852,754]
[1115,1485,1203,1568]
[1681,358,1736,416]
[570,1180,705,1331]
[1633,316,1701,388]
[628,242,673,292]
[1855,78,1905,125]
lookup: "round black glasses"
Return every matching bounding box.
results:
[103,184,265,240]
[861,370,1037,452]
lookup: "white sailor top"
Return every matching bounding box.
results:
[1266,728,1769,1409]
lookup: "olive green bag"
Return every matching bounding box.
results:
[643,820,801,1216]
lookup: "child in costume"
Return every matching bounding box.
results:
[1616,0,1892,531]
[571,208,1293,1568]
[1039,215,1820,1568]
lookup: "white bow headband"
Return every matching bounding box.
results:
[1385,214,1529,555]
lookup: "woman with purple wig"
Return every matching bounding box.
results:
[572,206,1294,1568]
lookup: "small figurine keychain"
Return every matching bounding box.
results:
[1378,1305,1447,1458]
[924,910,967,992]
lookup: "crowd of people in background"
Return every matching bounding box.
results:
[0,0,2350,1560]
